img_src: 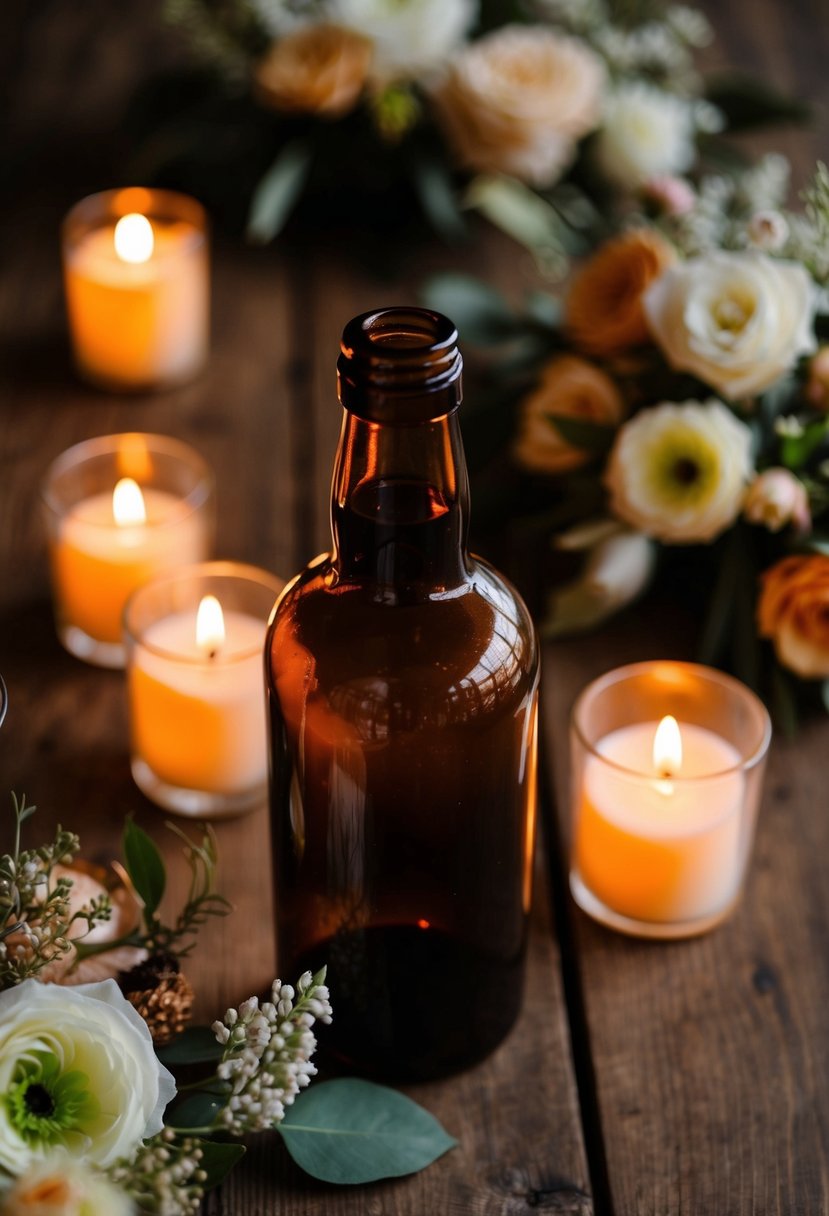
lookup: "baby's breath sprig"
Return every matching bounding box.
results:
[109,1128,208,1216]
[210,967,332,1135]
[0,795,112,989]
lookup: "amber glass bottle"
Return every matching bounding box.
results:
[266,308,539,1081]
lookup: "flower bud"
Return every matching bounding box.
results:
[744,468,811,533]
[747,209,789,251]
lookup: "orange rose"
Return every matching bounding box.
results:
[565,229,676,357]
[758,554,829,678]
[254,25,372,118]
[514,355,624,475]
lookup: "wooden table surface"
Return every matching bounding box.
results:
[1,3,828,1214]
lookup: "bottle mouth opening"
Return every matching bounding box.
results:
[338,307,463,422]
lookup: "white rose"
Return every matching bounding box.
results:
[332,0,476,81]
[0,979,175,1176]
[431,25,604,187]
[605,399,753,543]
[644,251,816,400]
[1,1158,134,1216]
[594,82,695,190]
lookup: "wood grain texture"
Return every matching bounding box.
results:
[542,600,829,1216]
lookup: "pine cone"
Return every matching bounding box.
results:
[119,953,194,1046]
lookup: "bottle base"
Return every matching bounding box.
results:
[291,922,525,1082]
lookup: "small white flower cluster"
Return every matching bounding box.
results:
[110,1128,207,1216]
[592,8,712,95]
[211,968,332,1135]
[666,154,793,257]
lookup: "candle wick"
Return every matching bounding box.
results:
[208,647,218,661]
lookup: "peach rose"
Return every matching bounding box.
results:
[431,25,604,187]
[758,554,829,678]
[514,355,624,475]
[254,24,372,118]
[566,229,676,357]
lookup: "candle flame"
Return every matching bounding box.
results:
[112,478,146,527]
[653,715,682,779]
[196,595,225,658]
[114,213,154,264]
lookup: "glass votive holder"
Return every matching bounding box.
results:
[62,187,209,391]
[41,433,215,669]
[569,661,772,940]
[0,675,6,730]
[124,561,285,819]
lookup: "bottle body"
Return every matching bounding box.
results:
[266,309,539,1080]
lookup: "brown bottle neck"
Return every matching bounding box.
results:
[330,409,470,592]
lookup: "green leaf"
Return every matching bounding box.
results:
[247,139,312,244]
[197,1140,246,1188]
[706,74,812,131]
[822,678,829,716]
[464,174,568,272]
[696,535,739,666]
[156,1026,224,1066]
[122,819,165,917]
[544,414,616,454]
[781,416,829,470]
[420,274,518,345]
[409,153,466,243]
[279,1079,457,1184]
[166,1091,226,1131]
[772,664,799,738]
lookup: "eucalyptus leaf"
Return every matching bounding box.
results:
[464,174,567,271]
[410,154,466,242]
[166,1091,227,1131]
[122,819,165,916]
[420,274,517,345]
[197,1140,246,1188]
[545,414,615,454]
[156,1026,224,1066]
[279,1079,457,1184]
[705,74,812,130]
[247,139,312,244]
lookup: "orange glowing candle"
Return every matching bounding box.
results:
[62,188,208,391]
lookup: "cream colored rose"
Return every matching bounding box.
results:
[515,355,624,475]
[758,555,829,677]
[644,251,816,401]
[431,25,604,187]
[605,399,753,543]
[0,979,175,1176]
[254,24,372,118]
[1,1159,134,1216]
[594,83,695,190]
[744,468,810,533]
[333,0,475,81]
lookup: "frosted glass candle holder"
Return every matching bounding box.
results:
[124,561,285,818]
[569,661,771,940]
[62,187,209,391]
[41,433,215,668]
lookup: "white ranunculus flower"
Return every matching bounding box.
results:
[431,25,604,187]
[644,251,816,400]
[0,979,175,1177]
[1,1158,134,1216]
[332,0,476,81]
[605,399,753,543]
[594,82,695,190]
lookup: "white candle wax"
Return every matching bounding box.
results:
[50,488,209,646]
[128,609,268,796]
[575,721,745,924]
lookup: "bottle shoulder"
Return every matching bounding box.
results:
[266,554,538,735]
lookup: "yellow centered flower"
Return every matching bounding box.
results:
[605,399,753,543]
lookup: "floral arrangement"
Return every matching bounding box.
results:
[425,158,829,728]
[136,0,801,247]
[0,799,453,1215]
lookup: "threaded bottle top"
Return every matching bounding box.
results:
[337,307,463,423]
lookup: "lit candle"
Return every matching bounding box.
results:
[62,188,208,391]
[575,715,743,925]
[41,434,215,667]
[124,563,284,817]
[569,661,771,939]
